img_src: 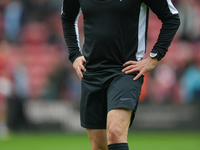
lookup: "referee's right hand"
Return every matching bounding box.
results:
[73,56,87,79]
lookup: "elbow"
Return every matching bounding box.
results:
[176,15,181,30]
[61,14,76,24]
[61,14,65,22]
[173,13,181,30]
[162,14,181,30]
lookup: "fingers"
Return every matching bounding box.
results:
[123,61,137,66]
[76,66,83,79]
[122,61,138,73]
[73,56,87,80]
[123,68,140,74]
[122,60,139,73]
[82,57,86,63]
[122,65,136,72]
[80,63,86,72]
[80,57,87,72]
[77,62,86,79]
[123,66,144,80]
[122,60,144,81]
[133,72,143,81]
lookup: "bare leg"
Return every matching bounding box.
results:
[107,108,133,145]
[87,129,108,150]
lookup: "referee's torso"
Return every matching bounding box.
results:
[80,0,148,72]
[62,0,180,73]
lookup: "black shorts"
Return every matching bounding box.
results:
[80,71,144,129]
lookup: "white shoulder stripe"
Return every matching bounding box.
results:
[167,0,178,14]
[75,9,82,53]
[61,5,63,15]
[136,3,147,61]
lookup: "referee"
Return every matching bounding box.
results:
[61,0,180,150]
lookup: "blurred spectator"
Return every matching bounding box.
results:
[13,61,29,99]
[4,0,22,42]
[148,62,177,103]
[21,0,62,24]
[0,11,4,41]
[179,48,200,103]
[0,40,13,104]
[43,61,69,100]
[177,0,200,41]
[18,22,59,98]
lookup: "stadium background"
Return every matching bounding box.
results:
[0,0,200,149]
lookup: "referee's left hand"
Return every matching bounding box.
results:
[122,56,158,81]
[73,56,87,80]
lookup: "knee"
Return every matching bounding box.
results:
[107,125,126,144]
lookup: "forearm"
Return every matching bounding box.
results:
[61,0,82,64]
[151,14,180,60]
[62,15,82,63]
[143,0,180,61]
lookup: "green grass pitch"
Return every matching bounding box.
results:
[0,131,200,150]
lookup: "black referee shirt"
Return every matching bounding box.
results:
[61,0,180,72]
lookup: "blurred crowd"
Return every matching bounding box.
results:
[0,0,200,107]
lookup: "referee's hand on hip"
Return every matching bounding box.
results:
[122,56,158,81]
[73,56,87,80]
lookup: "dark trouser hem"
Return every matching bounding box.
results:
[81,123,106,129]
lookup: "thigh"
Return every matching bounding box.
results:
[107,74,143,126]
[107,108,133,144]
[81,72,107,129]
[87,129,108,150]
